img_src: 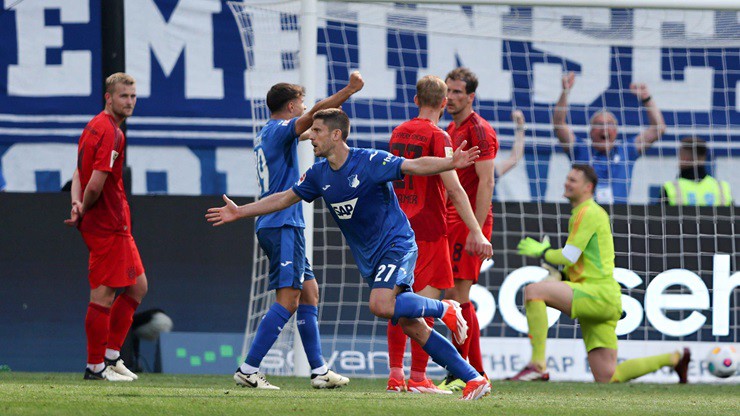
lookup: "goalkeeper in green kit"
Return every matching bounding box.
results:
[508,164,691,384]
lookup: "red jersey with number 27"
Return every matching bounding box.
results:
[389,118,453,242]
[76,111,131,236]
[445,112,498,223]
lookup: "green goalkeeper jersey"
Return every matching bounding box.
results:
[563,199,618,292]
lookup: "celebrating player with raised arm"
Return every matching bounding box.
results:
[65,73,147,382]
[207,108,491,400]
[386,75,492,394]
[439,67,499,391]
[509,164,690,384]
[232,72,364,390]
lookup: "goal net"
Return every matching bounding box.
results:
[229,0,739,381]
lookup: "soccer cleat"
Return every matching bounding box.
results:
[506,364,550,381]
[407,378,452,394]
[234,369,280,390]
[84,366,134,382]
[104,357,139,380]
[674,347,691,384]
[437,373,466,392]
[386,376,407,392]
[461,378,491,400]
[439,299,468,344]
[310,370,350,389]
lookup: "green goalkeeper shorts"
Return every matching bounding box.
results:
[564,281,622,352]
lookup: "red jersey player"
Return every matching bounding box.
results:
[65,73,147,382]
[386,75,492,394]
[438,67,499,391]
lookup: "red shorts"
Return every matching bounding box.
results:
[447,219,493,283]
[413,237,454,291]
[82,232,144,289]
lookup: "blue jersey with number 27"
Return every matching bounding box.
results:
[292,148,416,278]
[254,118,304,231]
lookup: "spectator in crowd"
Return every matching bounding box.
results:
[661,136,733,206]
[553,72,667,204]
[495,110,528,179]
[491,110,528,201]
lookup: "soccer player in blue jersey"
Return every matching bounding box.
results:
[207,108,492,400]
[233,73,364,390]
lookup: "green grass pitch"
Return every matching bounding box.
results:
[1,372,738,415]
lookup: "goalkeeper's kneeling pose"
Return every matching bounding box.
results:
[508,165,690,384]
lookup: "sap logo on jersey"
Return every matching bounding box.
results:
[331,198,358,219]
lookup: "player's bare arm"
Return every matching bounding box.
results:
[206,189,302,226]
[440,170,492,259]
[631,83,667,153]
[474,158,495,227]
[553,72,576,152]
[401,141,479,176]
[79,170,109,216]
[496,110,527,177]
[295,71,365,135]
[64,169,83,227]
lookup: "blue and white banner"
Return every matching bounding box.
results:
[1,1,739,199]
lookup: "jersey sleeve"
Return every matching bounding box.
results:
[274,117,300,146]
[91,122,122,173]
[565,205,599,252]
[434,131,453,158]
[366,150,404,184]
[569,136,590,163]
[472,122,498,160]
[291,165,321,202]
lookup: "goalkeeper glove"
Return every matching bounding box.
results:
[517,236,551,258]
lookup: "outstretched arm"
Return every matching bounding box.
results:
[553,72,576,153]
[295,71,365,136]
[440,170,492,259]
[401,141,479,176]
[206,189,302,226]
[496,110,527,177]
[631,83,666,154]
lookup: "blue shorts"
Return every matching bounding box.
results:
[363,248,418,290]
[257,226,316,291]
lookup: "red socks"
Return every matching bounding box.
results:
[107,294,140,352]
[387,319,407,371]
[465,303,483,373]
[85,303,111,364]
[409,317,434,381]
[453,302,472,359]
[388,317,436,381]
[453,302,483,373]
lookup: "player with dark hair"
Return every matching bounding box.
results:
[65,72,146,382]
[510,164,691,384]
[233,73,364,390]
[386,75,492,394]
[438,67,498,391]
[207,108,492,400]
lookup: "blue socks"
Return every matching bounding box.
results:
[422,330,479,382]
[296,304,326,370]
[245,303,292,368]
[391,291,445,324]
